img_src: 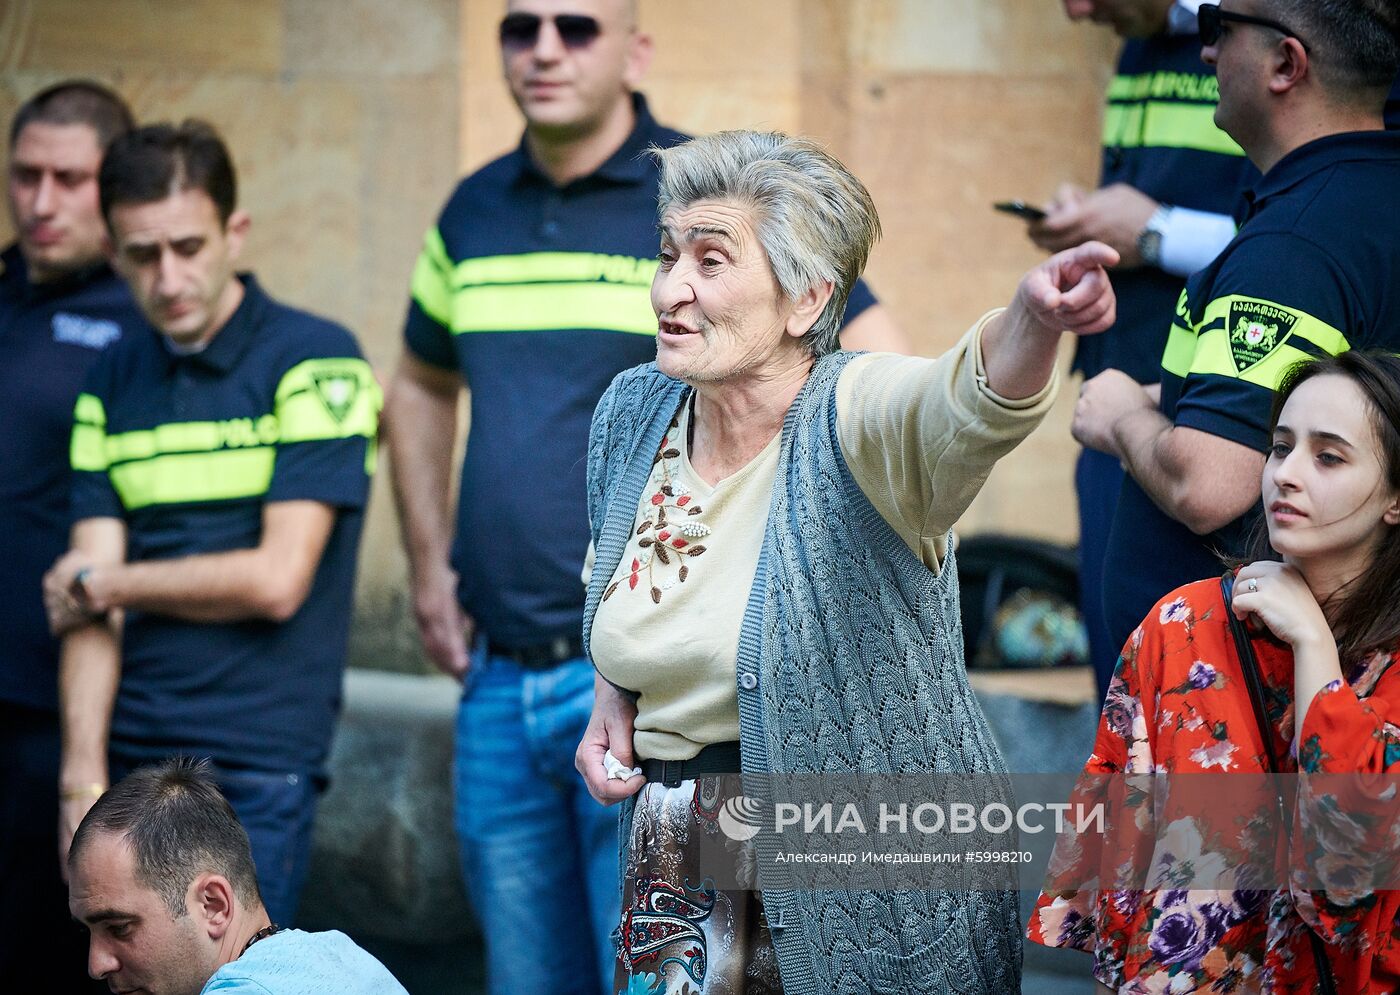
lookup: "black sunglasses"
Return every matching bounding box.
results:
[1198,3,1310,52]
[499,12,602,50]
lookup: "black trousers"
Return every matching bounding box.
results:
[0,701,106,992]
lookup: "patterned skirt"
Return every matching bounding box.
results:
[613,776,784,995]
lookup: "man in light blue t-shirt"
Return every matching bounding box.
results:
[67,758,407,995]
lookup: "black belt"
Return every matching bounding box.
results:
[486,635,584,670]
[640,741,742,787]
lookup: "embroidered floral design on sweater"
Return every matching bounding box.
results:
[603,414,710,605]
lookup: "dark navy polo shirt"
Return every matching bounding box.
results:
[70,275,380,772]
[1103,130,1400,649]
[1073,34,1257,384]
[403,92,877,646]
[0,245,144,712]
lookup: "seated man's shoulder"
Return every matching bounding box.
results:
[201,929,407,995]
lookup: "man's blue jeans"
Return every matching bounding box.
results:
[453,649,620,995]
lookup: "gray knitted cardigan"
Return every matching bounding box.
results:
[583,352,1022,994]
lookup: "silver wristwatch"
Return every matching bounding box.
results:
[1136,204,1173,268]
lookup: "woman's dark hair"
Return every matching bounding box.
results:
[99,119,237,226]
[1245,349,1400,664]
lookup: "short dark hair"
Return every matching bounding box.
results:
[1273,0,1400,101]
[99,120,238,227]
[9,80,135,150]
[69,757,262,917]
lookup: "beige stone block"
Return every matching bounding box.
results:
[851,0,1120,76]
[836,72,1107,352]
[286,0,459,76]
[356,76,463,368]
[646,76,800,136]
[349,474,421,672]
[14,0,283,74]
[641,0,800,79]
[459,0,522,172]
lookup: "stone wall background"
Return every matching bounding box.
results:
[0,0,1117,674]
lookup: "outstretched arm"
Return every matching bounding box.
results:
[980,240,1120,399]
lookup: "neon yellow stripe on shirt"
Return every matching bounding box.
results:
[75,392,106,427]
[1107,71,1221,103]
[410,227,454,327]
[109,448,275,510]
[71,424,108,472]
[1188,337,1317,389]
[450,281,658,336]
[452,251,658,288]
[1160,322,1197,379]
[1102,102,1244,157]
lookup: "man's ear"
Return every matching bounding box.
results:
[1268,37,1309,95]
[785,279,835,340]
[223,210,251,262]
[624,32,654,88]
[190,873,237,940]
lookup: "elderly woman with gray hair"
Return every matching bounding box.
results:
[575,130,1117,995]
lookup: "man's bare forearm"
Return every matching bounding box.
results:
[59,621,122,788]
[386,372,460,582]
[1113,407,1263,535]
[84,501,334,624]
[1113,404,1177,507]
[99,549,299,622]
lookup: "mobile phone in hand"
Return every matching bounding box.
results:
[994,200,1047,223]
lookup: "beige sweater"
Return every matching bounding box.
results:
[586,311,1057,760]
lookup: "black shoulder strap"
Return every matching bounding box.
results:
[1220,573,1282,773]
[1220,572,1338,995]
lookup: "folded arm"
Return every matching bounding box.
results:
[48,500,335,626]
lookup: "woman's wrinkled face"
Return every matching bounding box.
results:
[1264,374,1400,570]
[651,199,804,384]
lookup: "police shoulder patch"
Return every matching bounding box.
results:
[1226,299,1297,374]
[311,369,361,424]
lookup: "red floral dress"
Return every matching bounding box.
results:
[1028,578,1400,993]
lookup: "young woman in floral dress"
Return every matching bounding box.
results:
[1031,350,1400,993]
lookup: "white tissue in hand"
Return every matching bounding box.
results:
[603,749,641,780]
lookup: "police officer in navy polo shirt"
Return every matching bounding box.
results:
[0,81,141,992]
[1026,0,1257,698]
[382,1,906,992]
[42,121,380,928]
[1073,0,1400,655]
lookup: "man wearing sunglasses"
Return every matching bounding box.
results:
[384,3,906,994]
[1029,0,1257,701]
[1070,0,1400,718]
